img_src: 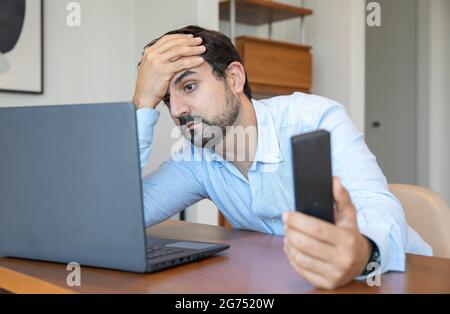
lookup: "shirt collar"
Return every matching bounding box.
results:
[251,98,283,164]
[199,98,283,165]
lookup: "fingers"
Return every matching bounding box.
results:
[142,34,205,75]
[332,176,351,206]
[162,44,206,63]
[283,226,360,290]
[157,35,203,55]
[283,211,343,245]
[283,244,335,290]
[284,242,336,280]
[149,33,194,51]
[284,226,336,261]
[169,56,205,73]
[332,176,357,229]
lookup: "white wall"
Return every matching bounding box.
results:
[303,0,365,132]
[0,0,135,108]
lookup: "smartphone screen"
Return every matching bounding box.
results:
[291,130,335,224]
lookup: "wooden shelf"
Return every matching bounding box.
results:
[235,36,312,96]
[219,0,313,25]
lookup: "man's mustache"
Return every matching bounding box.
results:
[178,115,194,126]
[179,114,205,126]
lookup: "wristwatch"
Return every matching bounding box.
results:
[360,237,381,276]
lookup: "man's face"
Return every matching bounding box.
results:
[164,62,240,148]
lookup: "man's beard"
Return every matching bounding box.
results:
[179,83,240,148]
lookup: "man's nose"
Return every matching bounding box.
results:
[169,94,190,120]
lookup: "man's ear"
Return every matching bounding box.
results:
[225,61,246,94]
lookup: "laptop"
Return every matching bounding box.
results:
[0,103,229,273]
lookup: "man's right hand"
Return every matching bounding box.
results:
[132,34,206,110]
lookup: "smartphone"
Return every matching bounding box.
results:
[291,130,335,224]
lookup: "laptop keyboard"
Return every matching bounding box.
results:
[146,246,184,259]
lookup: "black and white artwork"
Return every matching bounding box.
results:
[0,0,43,94]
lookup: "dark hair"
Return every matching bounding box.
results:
[141,25,252,100]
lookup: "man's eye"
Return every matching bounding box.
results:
[183,83,196,93]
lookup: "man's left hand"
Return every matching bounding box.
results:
[283,176,372,290]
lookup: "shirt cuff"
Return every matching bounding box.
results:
[136,107,160,144]
[356,218,406,279]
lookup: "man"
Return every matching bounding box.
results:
[132,25,431,289]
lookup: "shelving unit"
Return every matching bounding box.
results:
[219,0,313,97]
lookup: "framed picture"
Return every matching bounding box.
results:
[0,0,43,94]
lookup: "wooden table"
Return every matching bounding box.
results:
[0,220,449,293]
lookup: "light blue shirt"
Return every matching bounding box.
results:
[136,92,432,275]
